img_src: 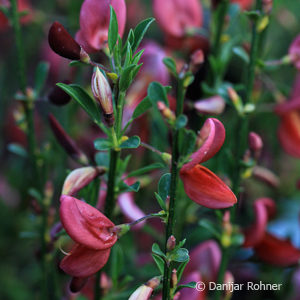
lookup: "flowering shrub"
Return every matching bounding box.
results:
[2,0,300,299]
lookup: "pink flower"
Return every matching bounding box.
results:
[152,0,203,38]
[289,35,300,70]
[76,0,126,53]
[180,118,237,209]
[59,195,117,277]
[194,96,226,115]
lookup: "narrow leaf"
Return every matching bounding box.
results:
[132,18,155,53]
[132,96,152,119]
[108,6,118,53]
[158,173,171,201]
[127,163,164,178]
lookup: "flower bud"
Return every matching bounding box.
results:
[91,67,114,126]
[248,132,263,159]
[48,114,89,165]
[171,269,178,288]
[157,101,176,122]
[128,277,160,300]
[262,0,273,15]
[48,80,71,106]
[194,95,225,115]
[190,49,204,72]
[48,21,90,62]
[62,166,105,196]
[167,235,176,251]
[227,87,243,114]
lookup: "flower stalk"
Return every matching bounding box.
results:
[162,78,186,300]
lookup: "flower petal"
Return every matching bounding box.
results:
[60,195,117,250]
[194,96,225,115]
[184,240,221,282]
[254,233,300,267]
[278,111,300,157]
[60,243,111,277]
[181,118,225,172]
[243,198,276,248]
[180,165,237,209]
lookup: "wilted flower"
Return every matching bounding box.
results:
[91,67,114,126]
[75,0,126,53]
[180,118,237,209]
[48,22,90,62]
[59,195,117,278]
[48,114,89,165]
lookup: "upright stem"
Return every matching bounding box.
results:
[212,0,230,57]
[10,0,39,187]
[214,2,263,300]
[162,79,185,300]
[94,84,123,300]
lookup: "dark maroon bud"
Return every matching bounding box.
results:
[48,80,71,106]
[48,21,86,61]
[48,114,89,165]
[70,276,89,293]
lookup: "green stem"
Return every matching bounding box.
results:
[10,0,39,189]
[162,79,185,300]
[212,0,230,57]
[214,2,263,299]
[213,248,230,300]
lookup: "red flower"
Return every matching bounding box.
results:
[75,0,126,53]
[254,233,300,267]
[231,0,253,10]
[276,73,300,157]
[180,118,237,209]
[243,198,276,248]
[152,0,203,38]
[59,195,117,277]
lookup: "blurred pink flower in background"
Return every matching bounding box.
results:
[76,0,126,53]
[153,0,203,38]
[289,34,300,70]
[231,0,253,10]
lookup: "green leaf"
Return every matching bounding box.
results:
[57,83,102,126]
[95,152,110,168]
[132,18,155,53]
[123,42,132,68]
[110,244,124,288]
[132,49,144,65]
[28,188,42,202]
[158,173,171,201]
[178,129,197,156]
[233,46,250,64]
[119,64,136,91]
[154,192,167,211]
[94,138,111,151]
[170,248,189,262]
[175,114,188,130]
[231,233,245,246]
[108,6,118,53]
[176,282,196,292]
[119,181,140,192]
[35,62,49,95]
[199,219,221,238]
[119,136,140,149]
[152,254,165,275]
[132,96,152,119]
[163,57,177,77]
[122,29,134,57]
[177,259,190,282]
[127,163,164,178]
[69,60,85,67]
[7,143,27,158]
[152,243,165,257]
[148,82,169,107]
[118,155,132,175]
